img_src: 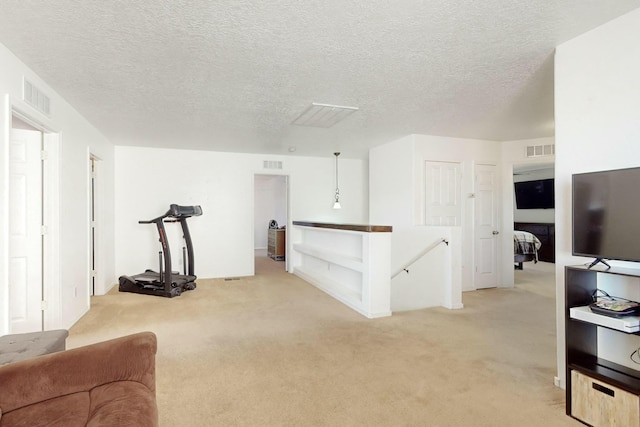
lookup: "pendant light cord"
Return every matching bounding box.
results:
[334,152,340,202]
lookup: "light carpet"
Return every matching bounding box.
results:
[68,259,579,426]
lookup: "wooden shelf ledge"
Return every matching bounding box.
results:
[293,221,392,233]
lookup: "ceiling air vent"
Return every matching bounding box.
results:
[23,78,51,116]
[292,103,358,128]
[263,160,283,170]
[525,144,555,158]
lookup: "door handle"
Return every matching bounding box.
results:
[492,230,499,235]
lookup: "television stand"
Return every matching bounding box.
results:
[588,257,611,269]
[565,265,640,424]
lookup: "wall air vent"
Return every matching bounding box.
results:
[292,103,359,128]
[263,160,283,170]
[525,144,555,158]
[23,78,51,116]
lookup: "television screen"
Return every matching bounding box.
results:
[572,167,640,263]
[514,179,554,209]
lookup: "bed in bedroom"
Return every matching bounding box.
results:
[514,230,542,270]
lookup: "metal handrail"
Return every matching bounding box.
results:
[391,238,449,279]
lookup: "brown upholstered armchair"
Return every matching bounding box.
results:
[0,331,158,427]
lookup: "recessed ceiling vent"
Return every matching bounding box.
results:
[263,160,283,170]
[23,78,51,116]
[525,144,554,158]
[292,103,358,128]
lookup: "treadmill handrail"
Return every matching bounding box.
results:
[137,204,202,224]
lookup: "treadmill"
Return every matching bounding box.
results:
[119,204,203,298]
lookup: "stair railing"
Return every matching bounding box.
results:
[391,238,449,279]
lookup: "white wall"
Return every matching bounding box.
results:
[370,135,415,227]
[413,134,502,291]
[0,41,115,333]
[555,7,640,387]
[371,133,501,306]
[115,146,368,279]
[369,136,449,310]
[390,226,462,310]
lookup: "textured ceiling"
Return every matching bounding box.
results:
[1,1,639,159]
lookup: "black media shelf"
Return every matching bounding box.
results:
[564,265,640,419]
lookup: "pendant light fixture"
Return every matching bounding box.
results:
[333,152,341,209]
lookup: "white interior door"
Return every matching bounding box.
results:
[9,128,43,333]
[474,164,499,289]
[424,161,461,226]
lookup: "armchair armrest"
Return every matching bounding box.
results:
[0,331,157,414]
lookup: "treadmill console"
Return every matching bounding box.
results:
[169,204,203,218]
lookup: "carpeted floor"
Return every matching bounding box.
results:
[68,258,580,426]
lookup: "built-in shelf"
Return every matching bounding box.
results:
[294,266,362,304]
[292,243,363,272]
[291,221,392,319]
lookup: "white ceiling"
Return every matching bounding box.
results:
[1,1,639,159]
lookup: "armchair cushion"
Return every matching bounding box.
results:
[0,329,68,365]
[0,331,158,427]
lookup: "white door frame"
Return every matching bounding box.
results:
[0,94,61,334]
[504,160,555,286]
[88,152,104,296]
[252,172,290,273]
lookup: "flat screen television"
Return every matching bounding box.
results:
[514,178,554,209]
[572,167,640,268]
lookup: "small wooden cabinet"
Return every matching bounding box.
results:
[267,228,285,261]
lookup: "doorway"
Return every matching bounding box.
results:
[512,162,556,284]
[253,174,288,274]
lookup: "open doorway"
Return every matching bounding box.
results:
[254,174,288,274]
[512,162,555,284]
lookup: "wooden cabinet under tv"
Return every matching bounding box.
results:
[565,265,640,426]
[514,222,555,263]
